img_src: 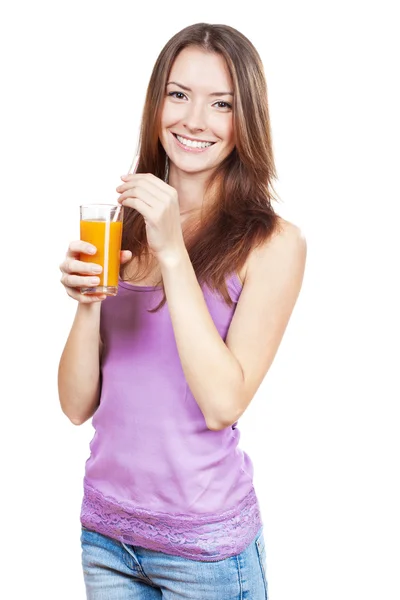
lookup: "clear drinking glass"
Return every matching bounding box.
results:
[79,203,124,296]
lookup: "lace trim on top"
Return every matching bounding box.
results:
[81,482,262,561]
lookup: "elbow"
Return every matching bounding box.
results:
[59,389,100,426]
[59,397,82,425]
[206,420,229,431]
[69,416,85,426]
[68,412,95,426]
[66,410,94,426]
[60,404,92,426]
[205,386,246,431]
[206,417,238,431]
[206,408,243,432]
[62,408,85,426]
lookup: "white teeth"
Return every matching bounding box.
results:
[176,135,213,149]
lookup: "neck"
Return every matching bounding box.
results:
[168,164,210,217]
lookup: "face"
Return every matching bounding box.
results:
[160,47,235,177]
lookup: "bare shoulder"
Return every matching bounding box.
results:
[226,217,307,416]
[240,216,307,285]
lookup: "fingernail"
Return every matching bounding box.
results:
[90,277,100,284]
[87,245,96,254]
[92,265,102,273]
[120,175,128,180]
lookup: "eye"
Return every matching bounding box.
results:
[213,101,232,110]
[213,100,232,110]
[168,91,187,100]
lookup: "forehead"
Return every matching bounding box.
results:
[169,47,232,92]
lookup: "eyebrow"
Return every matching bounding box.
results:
[166,81,234,97]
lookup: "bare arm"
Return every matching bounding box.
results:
[57,240,132,425]
[58,302,103,425]
[160,220,307,431]
[116,174,306,430]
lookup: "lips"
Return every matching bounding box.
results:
[171,132,216,152]
[173,133,215,144]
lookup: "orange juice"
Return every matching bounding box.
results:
[80,220,123,294]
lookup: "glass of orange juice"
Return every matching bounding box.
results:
[79,204,124,296]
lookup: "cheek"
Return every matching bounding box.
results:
[161,103,183,128]
[213,115,234,145]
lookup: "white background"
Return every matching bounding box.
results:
[1,1,399,598]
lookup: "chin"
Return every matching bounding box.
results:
[168,149,227,175]
[172,161,216,176]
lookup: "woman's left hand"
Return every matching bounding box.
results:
[116,173,185,265]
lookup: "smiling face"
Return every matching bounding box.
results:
[160,46,235,178]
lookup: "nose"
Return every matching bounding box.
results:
[183,101,206,134]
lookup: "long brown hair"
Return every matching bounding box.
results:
[121,23,282,311]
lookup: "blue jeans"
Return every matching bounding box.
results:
[81,526,268,599]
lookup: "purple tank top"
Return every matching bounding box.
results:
[80,273,262,560]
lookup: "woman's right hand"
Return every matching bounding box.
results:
[59,241,132,303]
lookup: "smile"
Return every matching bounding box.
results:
[172,133,216,152]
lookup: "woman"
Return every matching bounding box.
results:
[58,22,307,600]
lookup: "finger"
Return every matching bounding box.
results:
[60,258,103,275]
[119,196,155,220]
[61,273,101,288]
[139,173,176,193]
[67,240,97,258]
[120,173,169,193]
[117,185,161,208]
[120,250,132,264]
[117,176,172,200]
